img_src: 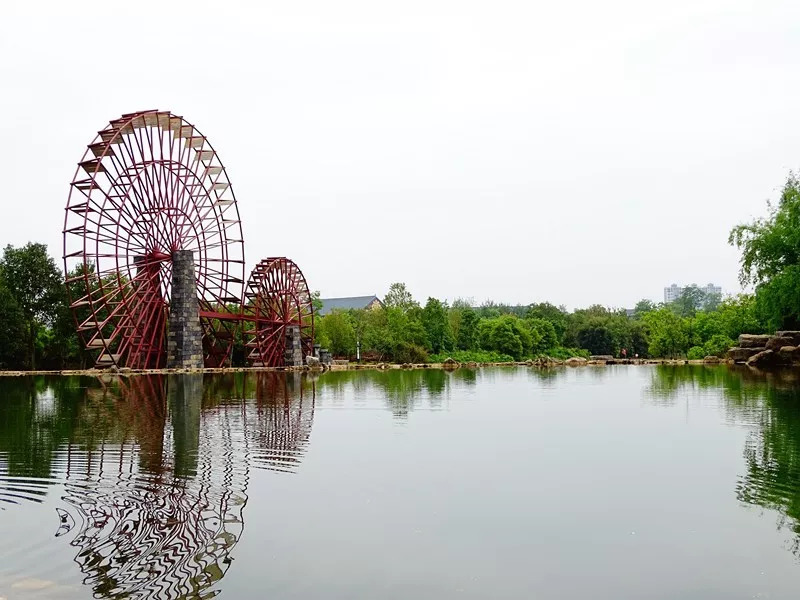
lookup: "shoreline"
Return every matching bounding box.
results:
[0,358,728,377]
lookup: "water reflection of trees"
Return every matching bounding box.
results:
[0,372,318,598]
[0,376,88,506]
[649,365,800,557]
[312,369,462,419]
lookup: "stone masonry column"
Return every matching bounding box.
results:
[167,250,204,369]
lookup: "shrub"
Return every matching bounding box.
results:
[527,318,558,353]
[687,346,705,360]
[392,342,429,364]
[703,334,735,358]
[545,347,590,360]
[428,350,514,363]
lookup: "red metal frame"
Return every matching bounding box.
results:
[243,258,314,367]
[64,110,319,369]
[63,110,245,369]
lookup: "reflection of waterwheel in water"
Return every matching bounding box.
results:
[63,110,245,369]
[59,375,248,599]
[249,372,316,473]
[53,372,318,598]
[243,258,314,367]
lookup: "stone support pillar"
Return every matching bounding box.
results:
[167,250,204,369]
[284,325,303,366]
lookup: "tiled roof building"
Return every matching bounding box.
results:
[318,295,383,316]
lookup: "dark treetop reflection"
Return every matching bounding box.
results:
[648,365,800,558]
[311,369,453,418]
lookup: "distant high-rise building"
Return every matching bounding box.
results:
[664,283,722,304]
[664,283,682,303]
[702,283,723,298]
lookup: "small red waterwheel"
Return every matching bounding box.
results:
[243,258,314,367]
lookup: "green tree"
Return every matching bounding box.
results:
[703,334,736,357]
[383,282,418,312]
[628,320,650,357]
[478,315,531,360]
[0,243,65,369]
[687,346,705,360]
[456,308,479,350]
[634,299,657,317]
[361,307,393,359]
[526,317,557,354]
[311,291,324,315]
[524,302,568,342]
[357,305,430,362]
[643,308,689,358]
[717,294,766,339]
[0,284,26,368]
[477,300,501,319]
[388,305,428,361]
[317,311,356,357]
[479,318,522,360]
[691,310,724,346]
[389,306,428,348]
[671,284,706,318]
[730,174,800,329]
[576,319,615,355]
[421,298,453,354]
[704,291,722,312]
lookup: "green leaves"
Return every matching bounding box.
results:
[643,309,689,359]
[456,308,479,350]
[421,298,454,354]
[526,318,557,354]
[1,243,63,325]
[316,311,357,357]
[383,282,418,312]
[730,174,800,329]
[0,243,71,369]
[0,286,26,368]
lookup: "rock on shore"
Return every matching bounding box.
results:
[565,357,588,366]
[747,349,776,368]
[738,334,772,348]
[766,336,796,351]
[728,347,761,363]
[776,331,800,346]
[729,332,800,367]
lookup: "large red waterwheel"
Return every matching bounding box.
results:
[62,110,245,369]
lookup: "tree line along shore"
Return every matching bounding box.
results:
[2,173,800,371]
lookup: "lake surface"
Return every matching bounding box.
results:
[2,366,800,599]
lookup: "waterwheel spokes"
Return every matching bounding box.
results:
[63,110,245,368]
[244,258,314,368]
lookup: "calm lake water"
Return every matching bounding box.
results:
[2,366,800,599]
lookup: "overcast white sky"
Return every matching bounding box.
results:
[2,0,799,309]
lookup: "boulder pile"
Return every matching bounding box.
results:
[727,331,800,368]
[565,357,588,366]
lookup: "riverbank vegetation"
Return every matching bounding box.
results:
[316,172,800,364]
[315,283,766,363]
[0,243,77,370]
[4,172,800,369]
[730,174,800,331]
[0,250,775,369]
